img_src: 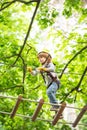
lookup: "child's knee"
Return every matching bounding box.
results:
[46,89,52,96]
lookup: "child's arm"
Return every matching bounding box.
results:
[27,67,32,72]
[27,67,40,75]
[27,63,55,73]
[37,63,55,72]
[37,67,48,72]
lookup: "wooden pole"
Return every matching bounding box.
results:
[52,102,66,125]
[10,95,22,118]
[72,105,87,127]
[32,98,44,121]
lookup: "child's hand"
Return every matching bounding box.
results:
[37,67,48,72]
[27,67,32,73]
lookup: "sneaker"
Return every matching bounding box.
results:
[50,105,59,111]
[53,113,63,119]
[59,114,63,119]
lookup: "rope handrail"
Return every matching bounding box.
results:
[0,94,83,110]
[0,110,87,127]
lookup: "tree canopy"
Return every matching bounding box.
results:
[0,0,87,129]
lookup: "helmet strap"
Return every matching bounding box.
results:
[42,54,50,65]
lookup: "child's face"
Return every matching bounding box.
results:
[39,56,46,64]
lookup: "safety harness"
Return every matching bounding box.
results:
[41,71,60,89]
[39,52,60,89]
[47,72,60,89]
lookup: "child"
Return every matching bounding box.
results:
[27,51,60,110]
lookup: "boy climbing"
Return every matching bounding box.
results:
[27,51,60,111]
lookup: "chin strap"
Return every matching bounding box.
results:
[42,54,50,65]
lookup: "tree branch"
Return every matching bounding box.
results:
[0,85,23,92]
[0,0,37,11]
[20,56,26,84]
[62,66,87,102]
[75,66,87,91]
[59,45,87,79]
[0,0,16,11]
[26,44,33,54]
[17,0,38,4]
[12,0,41,66]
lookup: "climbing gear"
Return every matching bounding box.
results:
[37,51,52,65]
[37,51,52,59]
[41,71,60,89]
[40,70,60,89]
[47,79,60,89]
[46,72,60,89]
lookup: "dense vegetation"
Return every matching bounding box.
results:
[0,0,87,129]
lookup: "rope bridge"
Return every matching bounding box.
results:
[0,95,87,127]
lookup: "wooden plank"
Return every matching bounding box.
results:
[52,102,66,125]
[72,105,87,127]
[32,98,44,121]
[10,95,22,118]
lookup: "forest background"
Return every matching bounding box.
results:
[0,0,87,130]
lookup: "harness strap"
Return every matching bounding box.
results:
[47,72,60,89]
[40,72,46,84]
[41,71,60,89]
[47,72,57,81]
[47,80,60,89]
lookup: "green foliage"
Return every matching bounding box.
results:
[0,0,87,129]
[61,124,71,130]
[63,0,81,17]
[36,0,59,29]
[0,122,4,130]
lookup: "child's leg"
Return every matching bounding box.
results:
[46,82,58,105]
